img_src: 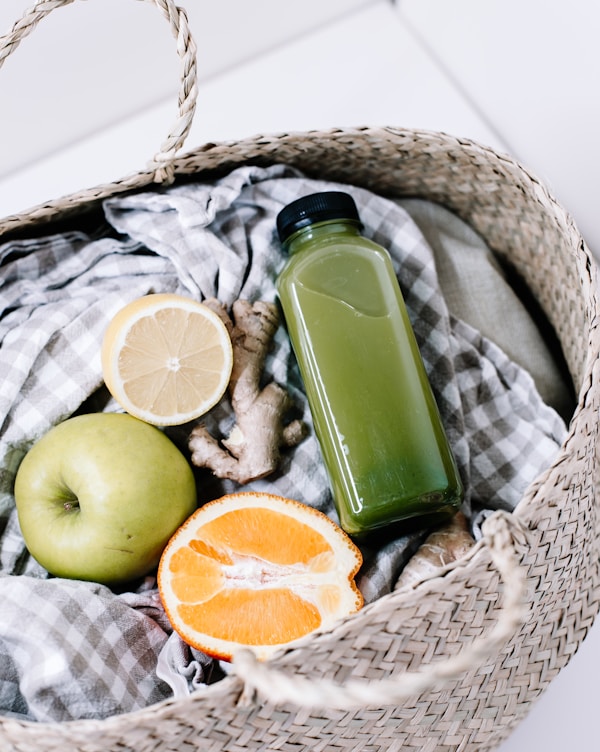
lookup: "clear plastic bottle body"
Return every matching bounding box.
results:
[276,211,463,536]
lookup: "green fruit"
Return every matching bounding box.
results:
[14,413,197,585]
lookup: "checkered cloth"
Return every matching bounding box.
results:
[0,164,566,721]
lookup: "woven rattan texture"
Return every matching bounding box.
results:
[1,127,599,752]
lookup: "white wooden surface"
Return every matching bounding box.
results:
[0,0,504,215]
[400,0,600,259]
[0,0,373,177]
[1,1,599,749]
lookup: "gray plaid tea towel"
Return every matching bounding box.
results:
[0,164,567,719]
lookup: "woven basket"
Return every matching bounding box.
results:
[2,2,600,751]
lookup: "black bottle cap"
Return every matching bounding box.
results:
[276,191,361,243]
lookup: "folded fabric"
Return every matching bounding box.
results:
[398,197,574,421]
[0,164,567,719]
[0,574,172,722]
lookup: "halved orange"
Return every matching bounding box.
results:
[101,293,233,426]
[157,492,364,661]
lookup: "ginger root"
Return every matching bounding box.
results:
[188,298,307,484]
[394,512,475,590]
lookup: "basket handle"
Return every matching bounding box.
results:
[0,0,197,185]
[231,509,529,709]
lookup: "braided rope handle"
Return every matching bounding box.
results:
[231,509,529,709]
[0,0,198,184]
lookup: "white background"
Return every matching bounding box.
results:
[1,1,600,749]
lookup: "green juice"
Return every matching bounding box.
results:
[276,192,463,536]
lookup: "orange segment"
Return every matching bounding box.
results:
[168,546,225,602]
[158,492,364,661]
[101,293,233,426]
[197,507,333,565]
[178,589,321,646]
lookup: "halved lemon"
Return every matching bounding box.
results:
[158,492,364,661]
[101,293,233,426]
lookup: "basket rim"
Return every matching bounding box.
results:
[0,125,561,236]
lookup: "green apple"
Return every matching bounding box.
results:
[14,412,197,585]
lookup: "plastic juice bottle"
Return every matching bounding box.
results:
[276,191,463,537]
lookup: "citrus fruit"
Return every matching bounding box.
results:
[157,492,364,661]
[101,293,233,426]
